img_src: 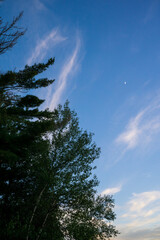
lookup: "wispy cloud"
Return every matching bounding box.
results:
[49,37,81,110]
[128,191,160,214]
[27,29,66,65]
[115,96,160,154]
[34,0,46,10]
[143,0,159,24]
[116,190,160,240]
[101,185,122,196]
[116,111,144,150]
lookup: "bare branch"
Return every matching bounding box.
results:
[0,11,26,55]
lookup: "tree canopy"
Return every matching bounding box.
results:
[0,10,119,240]
[0,59,119,239]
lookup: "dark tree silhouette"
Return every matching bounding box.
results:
[0,11,26,55]
[0,59,119,240]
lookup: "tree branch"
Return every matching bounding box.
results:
[26,184,47,240]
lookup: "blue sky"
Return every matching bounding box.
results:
[1,0,160,239]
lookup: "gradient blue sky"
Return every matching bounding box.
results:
[1,0,160,239]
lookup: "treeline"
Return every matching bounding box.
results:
[0,10,119,240]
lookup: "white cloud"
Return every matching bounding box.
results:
[116,190,160,240]
[101,185,122,195]
[27,29,66,65]
[128,191,160,213]
[115,96,160,153]
[49,37,80,110]
[116,111,144,149]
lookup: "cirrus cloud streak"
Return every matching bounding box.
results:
[27,28,66,65]
[115,96,160,153]
[49,37,81,110]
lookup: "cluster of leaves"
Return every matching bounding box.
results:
[0,10,119,240]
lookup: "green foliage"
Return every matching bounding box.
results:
[0,58,55,91]
[0,60,119,239]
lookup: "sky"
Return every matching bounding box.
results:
[1,0,160,239]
